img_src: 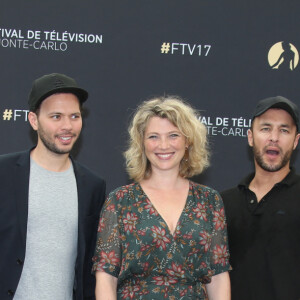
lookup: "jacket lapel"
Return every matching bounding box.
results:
[72,160,86,260]
[14,151,31,248]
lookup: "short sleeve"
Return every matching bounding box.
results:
[208,190,231,276]
[92,190,121,278]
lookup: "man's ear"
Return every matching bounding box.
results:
[247,129,253,147]
[293,133,300,150]
[28,112,38,131]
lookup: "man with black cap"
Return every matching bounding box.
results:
[0,73,106,300]
[221,96,300,300]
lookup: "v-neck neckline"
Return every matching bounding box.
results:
[137,181,192,237]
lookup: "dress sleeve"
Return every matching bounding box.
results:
[92,190,121,278]
[208,190,231,276]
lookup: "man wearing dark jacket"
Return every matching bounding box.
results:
[221,96,300,300]
[0,73,106,300]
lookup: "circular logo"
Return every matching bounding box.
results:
[268,42,299,71]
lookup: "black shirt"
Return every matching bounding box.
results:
[221,169,300,300]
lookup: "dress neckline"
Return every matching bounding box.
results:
[137,181,192,237]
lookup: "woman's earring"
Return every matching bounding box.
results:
[184,146,189,162]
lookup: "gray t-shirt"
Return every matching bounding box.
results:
[14,158,78,300]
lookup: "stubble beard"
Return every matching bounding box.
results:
[252,142,293,172]
[38,126,78,155]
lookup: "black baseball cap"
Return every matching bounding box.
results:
[252,96,299,131]
[28,73,88,111]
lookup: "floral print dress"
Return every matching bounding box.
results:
[92,181,230,299]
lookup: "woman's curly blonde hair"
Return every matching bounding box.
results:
[124,95,210,182]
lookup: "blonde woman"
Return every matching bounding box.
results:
[93,96,231,299]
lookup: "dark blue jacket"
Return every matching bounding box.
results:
[0,150,106,299]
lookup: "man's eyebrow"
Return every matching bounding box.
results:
[259,122,271,126]
[259,122,291,128]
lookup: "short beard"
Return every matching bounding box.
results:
[38,126,77,155]
[252,144,292,172]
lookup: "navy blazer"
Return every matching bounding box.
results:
[0,150,106,299]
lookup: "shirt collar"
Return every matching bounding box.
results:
[238,167,298,190]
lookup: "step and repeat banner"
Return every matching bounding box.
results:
[1,0,300,193]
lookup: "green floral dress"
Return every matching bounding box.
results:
[92,181,230,299]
